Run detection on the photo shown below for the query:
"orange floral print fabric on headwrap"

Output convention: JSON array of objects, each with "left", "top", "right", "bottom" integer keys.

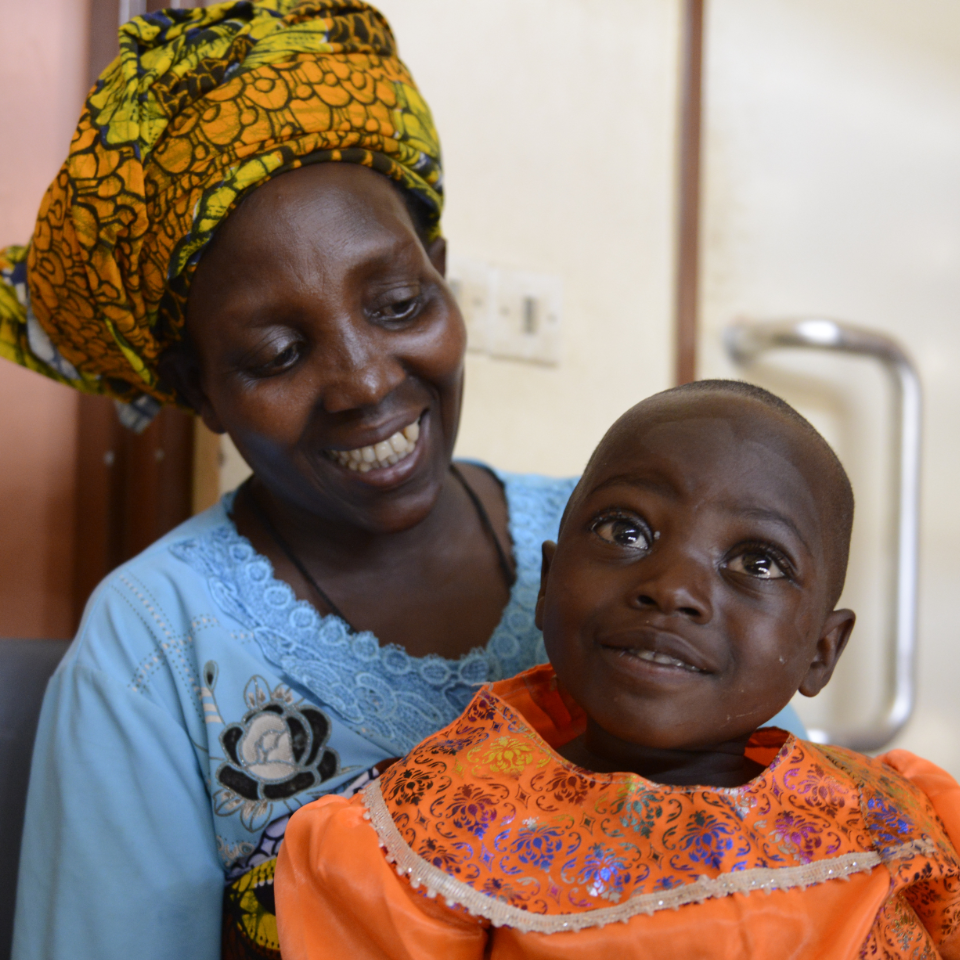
[{"left": 0, "top": 0, "right": 442, "bottom": 419}]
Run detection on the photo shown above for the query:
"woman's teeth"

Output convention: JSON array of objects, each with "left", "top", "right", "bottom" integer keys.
[
  {"left": 329, "top": 420, "right": 420, "bottom": 473},
  {"left": 624, "top": 648, "right": 704, "bottom": 673}
]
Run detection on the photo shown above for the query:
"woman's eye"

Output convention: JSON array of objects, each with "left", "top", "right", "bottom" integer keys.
[
  {"left": 592, "top": 516, "right": 651, "bottom": 550},
  {"left": 727, "top": 551, "right": 787, "bottom": 580},
  {"left": 252, "top": 342, "right": 302, "bottom": 376},
  {"left": 377, "top": 295, "right": 421, "bottom": 323}
]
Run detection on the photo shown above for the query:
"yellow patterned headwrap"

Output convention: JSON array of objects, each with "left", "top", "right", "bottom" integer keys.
[{"left": 0, "top": 0, "right": 442, "bottom": 422}]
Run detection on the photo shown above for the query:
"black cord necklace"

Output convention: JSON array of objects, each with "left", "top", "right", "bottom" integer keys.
[
  {"left": 449, "top": 463, "right": 515, "bottom": 590},
  {"left": 242, "top": 464, "right": 515, "bottom": 633}
]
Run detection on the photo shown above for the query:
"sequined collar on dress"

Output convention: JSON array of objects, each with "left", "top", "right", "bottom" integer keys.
[{"left": 363, "top": 665, "right": 958, "bottom": 934}]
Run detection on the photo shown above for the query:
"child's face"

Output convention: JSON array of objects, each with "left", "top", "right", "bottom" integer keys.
[{"left": 536, "top": 396, "right": 855, "bottom": 753}]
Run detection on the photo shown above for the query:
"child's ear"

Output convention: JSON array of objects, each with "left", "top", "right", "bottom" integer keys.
[
  {"left": 798, "top": 608, "right": 856, "bottom": 697},
  {"left": 534, "top": 541, "right": 557, "bottom": 631}
]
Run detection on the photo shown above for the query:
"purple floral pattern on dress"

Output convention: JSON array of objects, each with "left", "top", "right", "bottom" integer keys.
[{"left": 372, "top": 671, "right": 960, "bottom": 948}]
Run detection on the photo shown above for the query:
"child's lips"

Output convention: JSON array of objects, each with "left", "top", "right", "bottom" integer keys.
[
  {"left": 598, "top": 630, "right": 714, "bottom": 675},
  {"left": 619, "top": 648, "right": 705, "bottom": 673}
]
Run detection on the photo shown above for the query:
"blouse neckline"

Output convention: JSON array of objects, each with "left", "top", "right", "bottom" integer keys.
[
  {"left": 218, "top": 464, "right": 527, "bottom": 668},
  {"left": 173, "top": 468, "right": 573, "bottom": 756}
]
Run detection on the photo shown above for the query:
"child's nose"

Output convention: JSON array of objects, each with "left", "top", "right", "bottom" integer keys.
[{"left": 632, "top": 550, "right": 713, "bottom": 622}]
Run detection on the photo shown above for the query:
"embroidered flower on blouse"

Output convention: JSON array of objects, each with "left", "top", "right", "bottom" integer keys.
[
  {"left": 864, "top": 794, "right": 917, "bottom": 851},
  {"left": 444, "top": 784, "right": 500, "bottom": 838},
  {"left": 542, "top": 767, "right": 592, "bottom": 806},
  {"left": 385, "top": 767, "right": 435, "bottom": 806},
  {"left": 504, "top": 822, "right": 565, "bottom": 871},
  {"left": 607, "top": 785, "right": 663, "bottom": 839},
  {"left": 783, "top": 763, "right": 849, "bottom": 817},
  {"left": 771, "top": 811, "right": 824, "bottom": 863},
  {"left": 213, "top": 674, "right": 340, "bottom": 831},
  {"left": 417, "top": 837, "right": 463, "bottom": 874},
  {"left": 472, "top": 735, "right": 541, "bottom": 777},
  {"left": 678, "top": 810, "right": 738, "bottom": 870},
  {"left": 574, "top": 844, "right": 630, "bottom": 902}
]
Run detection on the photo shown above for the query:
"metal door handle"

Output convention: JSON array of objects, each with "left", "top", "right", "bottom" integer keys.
[{"left": 725, "top": 318, "right": 921, "bottom": 751}]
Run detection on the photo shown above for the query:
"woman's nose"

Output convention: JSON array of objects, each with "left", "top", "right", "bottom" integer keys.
[
  {"left": 314, "top": 318, "right": 406, "bottom": 413},
  {"left": 631, "top": 548, "right": 713, "bottom": 622}
]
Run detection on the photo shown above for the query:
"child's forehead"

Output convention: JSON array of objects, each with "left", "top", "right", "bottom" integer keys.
[
  {"left": 606, "top": 398, "right": 807, "bottom": 468},
  {"left": 583, "top": 397, "right": 828, "bottom": 523}
]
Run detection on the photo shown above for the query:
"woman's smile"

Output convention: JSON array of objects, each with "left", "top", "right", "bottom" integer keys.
[
  {"left": 186, "top": 163, "right": 467, "bottom": 534},
  {"left": 325, "top": 414, "right": 421, "bottom": 473}
]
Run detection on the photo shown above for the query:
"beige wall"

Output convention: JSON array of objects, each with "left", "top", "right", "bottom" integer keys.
[
  {"left": 0, "top": 0, "right": 89, "bottom": 637},
  {"left": 219, "top": 0, "right": 682, "bottom": 491},
  {"left": 216, "top": 0, "right": 960, "bottom": 778},
  {"left": 698, "top": 0, "right": 960, "bottom": 776}
]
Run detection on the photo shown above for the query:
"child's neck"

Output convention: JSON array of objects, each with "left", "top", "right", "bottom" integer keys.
[{"left": 558, "top": 719, "right": 767, "bottom": 788}]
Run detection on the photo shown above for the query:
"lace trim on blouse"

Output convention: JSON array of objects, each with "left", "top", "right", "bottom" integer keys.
[{"left": 171, "top": 470, "right": 575, "bottom": 756}]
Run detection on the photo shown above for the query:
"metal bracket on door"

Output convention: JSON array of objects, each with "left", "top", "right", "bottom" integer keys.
[{"left": 725, "top": 318, "right": 922, "bottom": 751}]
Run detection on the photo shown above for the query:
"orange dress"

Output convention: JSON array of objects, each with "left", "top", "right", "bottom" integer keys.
[{"left": 276, "top": 665, "right": 960, "bottom": 959}]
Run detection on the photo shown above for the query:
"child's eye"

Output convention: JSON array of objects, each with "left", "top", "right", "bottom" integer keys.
[
  {"left": 591, "top": 514, "right": 652, "bottom": 551},
  {"left": 726, "top": 550, "right": 787, "bottom": 580}
]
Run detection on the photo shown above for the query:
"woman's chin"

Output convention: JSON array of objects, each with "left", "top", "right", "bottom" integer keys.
[
  {"left": 309, "top": 450, "right": 449, "bottom": 535},
  {"left": 331, "top": 481, "right": 444, "bottom": 535}
]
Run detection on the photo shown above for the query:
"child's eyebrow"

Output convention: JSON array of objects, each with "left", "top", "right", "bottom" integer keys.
[
  {"left": 587, "top": 474, "right": 677, "bottom": 499},
  {"left": 728, "top": 505, "right": 812, "bottom": 555}
]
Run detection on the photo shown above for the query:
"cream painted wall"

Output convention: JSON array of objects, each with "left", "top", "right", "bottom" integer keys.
[
  {"left": 219, "top": 0, "right": 681, "bottom": 492},
  {"left": 218, "top": 1, "right": 960, "bottom": 774},
  {"left": 0, "top": 0, "right": 88, "bottom": 637},
  {"left": 698, "top": 0, "right": 960, "bottom": 775}
]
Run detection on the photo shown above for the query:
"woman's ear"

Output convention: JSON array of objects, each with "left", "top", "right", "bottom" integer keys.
[
  {"left": 157, "top": 340, "right": 226, "bottom": 435},
  {"left": 534, "top": 540, "right": 557, "bottom": 631},
  {"left": 798, "top": 608, "right": 856, "bottom": 697},
  {"left": 427, "top": 236, "right": 447, "bottom": 277}
]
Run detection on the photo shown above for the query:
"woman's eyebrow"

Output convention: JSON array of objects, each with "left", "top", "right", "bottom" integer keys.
[{"left": 347, "top": 233, "right": 425, "bottom": 277}]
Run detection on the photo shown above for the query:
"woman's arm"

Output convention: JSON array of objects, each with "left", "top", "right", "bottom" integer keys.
[
  {"left": 276, "top": 794, "right": 487, "bottom": 960},
  {"left": 12, "top": 661, "right": 224, "bottom": 960}
]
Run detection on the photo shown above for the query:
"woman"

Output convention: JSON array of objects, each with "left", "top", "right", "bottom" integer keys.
[{"left": 2, "top": 3, "right": 803, "bottom": 959}]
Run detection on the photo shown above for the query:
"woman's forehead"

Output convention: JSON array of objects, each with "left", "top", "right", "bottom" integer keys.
[
  {"left": 219, "top": 164, "right": 410, "bottom": 251},
  {"left": 189, "top": 165, "right": 419, "bottom": 308}
]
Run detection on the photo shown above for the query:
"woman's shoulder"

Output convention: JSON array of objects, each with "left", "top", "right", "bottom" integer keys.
[
  {"left": 65, "top": 497, "right": 244, "bottom": 675},
  {"left": 460, "top": 461, "right": 578, "bottom": 534},
  {"left": 495, "top": 467, "right": 579, "bottom": 500}
]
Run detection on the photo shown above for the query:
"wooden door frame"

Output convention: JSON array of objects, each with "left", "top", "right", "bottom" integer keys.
[
  {"left": 72, "top": 0, "right": 204, "bottom": 626},
  {"left": 675, "top": 0, "right": 705, "bottom": 386}
]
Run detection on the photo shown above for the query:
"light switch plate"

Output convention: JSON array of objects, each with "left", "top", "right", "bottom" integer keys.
[
  {"left": 488, "top": 268, "right": 562, "bottom": 366},
  {"left": 446, "top": 256, "right": 494, "bottom": 354}
]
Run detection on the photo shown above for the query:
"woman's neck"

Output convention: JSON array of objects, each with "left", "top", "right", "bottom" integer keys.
[
  {"left": 231, "top": 465, "right": 514, "bottom": 659},
  {"left": 238, "top": 469, "right": 480, "bottom": 572}
]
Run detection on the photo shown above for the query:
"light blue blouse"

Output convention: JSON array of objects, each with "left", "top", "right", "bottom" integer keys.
[{"left": 12, "top": 468, "right": 805, "bottom": 960}]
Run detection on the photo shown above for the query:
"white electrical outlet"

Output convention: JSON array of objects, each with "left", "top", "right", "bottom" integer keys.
[
  {"left": 446, "top": 256, "right": 493, "bottom": 353},
  {"left": 488, "top": 268, "right": 562, "bottom": 366}
]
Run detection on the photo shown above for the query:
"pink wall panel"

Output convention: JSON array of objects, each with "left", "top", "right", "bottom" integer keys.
[{"left": 0, "top": 0, "right": 90, "bottom": 637}]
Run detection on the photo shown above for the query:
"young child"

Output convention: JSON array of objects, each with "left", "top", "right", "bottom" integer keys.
[{"left": 275, "top": 381, "right": 960, "bottom": 960}]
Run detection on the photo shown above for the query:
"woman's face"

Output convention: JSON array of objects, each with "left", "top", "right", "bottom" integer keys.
[{"left": 185, "top": 163, "right": 466, "bottom": 534}]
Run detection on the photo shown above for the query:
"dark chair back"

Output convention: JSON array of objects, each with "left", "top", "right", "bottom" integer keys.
[{"left": 0, "top": 639, "right": 69, "bottom": 960}]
